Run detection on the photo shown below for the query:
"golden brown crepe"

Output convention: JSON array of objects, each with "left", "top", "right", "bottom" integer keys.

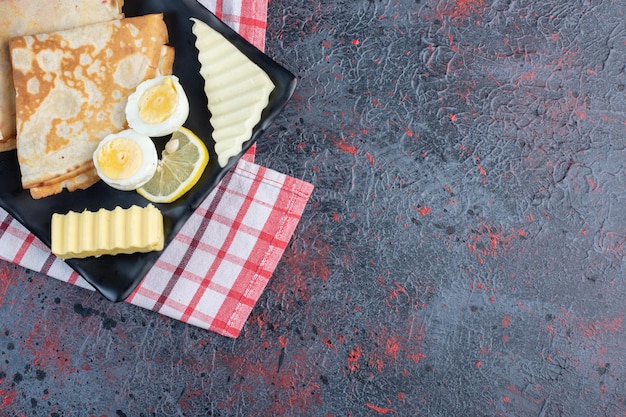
[
  {"left": 10, "top": 14, "right": 173, "bottom": 199},
  {"left": 0, "top": 0, "right": 125, "bottom": 152}
]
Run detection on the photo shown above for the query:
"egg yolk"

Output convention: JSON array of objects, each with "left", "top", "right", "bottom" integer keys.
[
  {"left": 96, "top": 138, "right": 142, "bottom": 180},
  {"left": 138, "top": 77, "right": 178, "bottom": 124}
]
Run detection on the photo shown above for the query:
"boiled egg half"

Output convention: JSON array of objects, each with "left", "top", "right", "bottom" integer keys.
[
  {"left": 93, "top": 129, "right": 158, "bottom": 191},
  {"left": 125, "top": 75, "right": 190, "bottom": 137}
]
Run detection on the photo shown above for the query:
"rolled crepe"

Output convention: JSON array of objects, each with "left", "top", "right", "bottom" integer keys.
[
  {"left": 0, "top": 0, "right": 125, "bottom": 152},
  {"left": 10, "top": 14, "right": 174, "bottom": 199}
]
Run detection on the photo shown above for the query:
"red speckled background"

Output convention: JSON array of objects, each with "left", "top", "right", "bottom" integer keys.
[{"left": 1, "top": 0, "right": 625, "bottom": 415}]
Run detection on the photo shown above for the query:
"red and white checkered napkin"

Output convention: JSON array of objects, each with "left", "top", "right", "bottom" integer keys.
[
  {"left": 0, "top": 0, "right": 314, "bottom": 338},
  {"left": 198, "top": 0, "right": 269, "bottom": 51},
  {"left": 0, "top": 160, "right": 313, "bottom": 338}
]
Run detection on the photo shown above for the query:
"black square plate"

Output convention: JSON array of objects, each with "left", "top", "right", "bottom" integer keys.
[{"left": 0, "top": 0, "right": 296, "bottom": 301}]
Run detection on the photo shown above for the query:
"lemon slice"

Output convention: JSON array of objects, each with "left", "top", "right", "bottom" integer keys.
[{"left": 137, "top": 127, "right": 209, "bottom": 203}]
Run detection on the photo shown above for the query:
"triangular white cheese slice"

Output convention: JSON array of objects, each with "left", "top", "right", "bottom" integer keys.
[{"left": 191, "top": 18, "right": 276, "bottom": 167}]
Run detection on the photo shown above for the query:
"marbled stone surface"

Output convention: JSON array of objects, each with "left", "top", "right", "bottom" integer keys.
[{"left": 1, "top": 0, "right": 625, "bottom": 415}]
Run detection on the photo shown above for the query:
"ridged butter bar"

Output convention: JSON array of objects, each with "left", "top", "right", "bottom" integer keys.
[
  {"left": 191, "top": 18, "right": 275, "bottom": 167},
  {"left": 51, "top": 204, "right": 164, "bottom": 260}
]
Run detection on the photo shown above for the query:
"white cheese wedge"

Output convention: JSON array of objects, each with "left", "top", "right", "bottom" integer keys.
[{"left": 190, "top": 18, "right": 276, "bottom": 167}]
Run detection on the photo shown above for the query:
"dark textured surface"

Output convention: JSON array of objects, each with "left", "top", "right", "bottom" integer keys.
[{"left": 1, "top": 0, "right": 625, "bottom": 415}]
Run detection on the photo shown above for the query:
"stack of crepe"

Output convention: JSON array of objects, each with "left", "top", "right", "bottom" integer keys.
[
  {"left": 0, "top": 0, "right": 125, "bottom": 152},
  {"left": 9, "top": 13, "right": 174, "bottom": 198}
]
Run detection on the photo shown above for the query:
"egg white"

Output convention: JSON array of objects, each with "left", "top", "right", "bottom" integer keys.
[
  {"left": 125, "top": 75, "right": 190, "bottom": 137},
  {"left": 93, "top": 129, "right": 158, "bottom": 191}
]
